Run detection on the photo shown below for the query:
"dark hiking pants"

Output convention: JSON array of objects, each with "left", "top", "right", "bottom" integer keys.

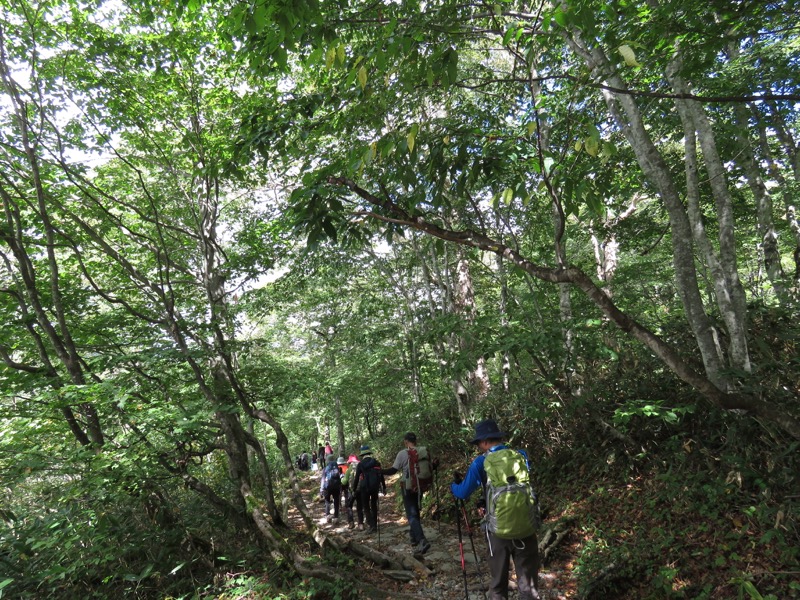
[
  {"left": 401, "top": 488, "right": 426, "bottom": 546},
  {"left": 324, "top": 486, "right": 341, "bottom": 518},
  {"left": 361, "top": 489, "right": 379, "bottom": 530},
  {"left": 485, "top": 530, "right": 539, "bottom": 600}
]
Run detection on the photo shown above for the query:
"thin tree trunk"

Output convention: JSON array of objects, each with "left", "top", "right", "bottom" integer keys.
[
  {"left": 731, "top": 103, "right": 786, "bottom": 299},
  {"left": 667, "top": 59, "right": 750, "bottom": 373},
  {"left": 495, "top": 249, "right": 512, "bottom": 393},
  {"left": 756, "top": 106, "right": 800, "bottom": 289}
]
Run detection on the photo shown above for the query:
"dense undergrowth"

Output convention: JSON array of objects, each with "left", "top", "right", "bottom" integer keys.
[
  {"left": 2, "top": 311, "right": 799, "bottom": 599},
  {"left": 536, "top": 410, "right": 800, "bottom": 599},
  {"left": 2, "top": 409, "right": 798, "bottom": 599}
]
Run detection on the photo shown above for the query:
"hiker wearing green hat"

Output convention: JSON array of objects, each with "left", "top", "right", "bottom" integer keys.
[{"left": 352, "top": 445, "right": 385, "bottom": 533}]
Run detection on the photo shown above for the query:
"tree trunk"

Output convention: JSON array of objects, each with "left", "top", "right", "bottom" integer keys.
[
  {"left": 731, "top": 103, "right": 786, "bottom": 300},
  {"left": 335, "top": 393, "right": 346, "bottom": 458},
  {"left": 455, "top": 253, "right": 490, "bottom": 403},
  {"left": 667, "top": 59, "right": 750, "bottom": 373},
  {"left": 329, "top": 177, "right": 800, "bottom": 441},
  {"left": 755, "top": 105, "right": 800, "bottom": 291},
  {"left": 0, "top": 56, "right": 105, "bottom": 446},
  {"left": 495, "top": 250, "right": 512, "bottom": 393},
  {"left": 561, "top": 33, "right": 729, "bottom": 389}
]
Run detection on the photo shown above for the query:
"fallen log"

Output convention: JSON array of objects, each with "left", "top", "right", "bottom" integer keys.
[
  {"left": 344, "top": 538, "right": 434, "bottom": 578},
  {"left": 395, "top": 552, "right": 434, "bottom": 578},
  {"left": 345, "top": 539, "right": 402, "bottom": 569},
  {"left": 383, "top": 570, "right": 415, "bottom": 582}
]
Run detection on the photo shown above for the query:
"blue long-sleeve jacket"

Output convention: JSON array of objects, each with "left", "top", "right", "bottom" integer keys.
[{"left": 450, "top": 444, "right": 530, "bottom": 500}]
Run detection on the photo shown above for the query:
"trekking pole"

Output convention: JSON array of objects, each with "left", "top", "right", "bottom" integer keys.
[
  {"left": 454, "top": 500, "right": 470, "bottom": 600},
  {"left": 460, "top": 499, "right": 487, "bottom": 600},
  {"left": 435, "top": 469, "right": 441, "bottom": 508},
  {"left": 376, "top": 491, "right": 381, "bottom": 549}
]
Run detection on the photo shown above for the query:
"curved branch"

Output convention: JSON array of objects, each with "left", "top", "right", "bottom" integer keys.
[{"left": 330, "top": 176, "right": 800, "bottom": 440}]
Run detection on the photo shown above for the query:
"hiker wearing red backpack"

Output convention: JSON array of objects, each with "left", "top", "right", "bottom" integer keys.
[
  {"left": 382, "top": 432, "right": 435, "bottom": 556},
  {"left": 450, "top": 419, "right": 540, "bottom": 600}
]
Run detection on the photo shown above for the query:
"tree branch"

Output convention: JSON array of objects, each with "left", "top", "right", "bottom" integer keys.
[{"left": 330, "top": 176, "right": 800, "bottom": 440}]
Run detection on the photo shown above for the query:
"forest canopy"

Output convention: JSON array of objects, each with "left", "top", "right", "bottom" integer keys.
[{"left": 0, "top": 0, "right": 798, "bottom": 598}]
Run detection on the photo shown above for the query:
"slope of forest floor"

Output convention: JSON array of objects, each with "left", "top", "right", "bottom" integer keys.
[{"left": 219, "top": 434, "right": 799, "bottom": 600}]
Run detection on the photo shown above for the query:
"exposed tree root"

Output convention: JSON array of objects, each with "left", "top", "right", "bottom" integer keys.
[{"left": 538, "top": 516, "right": 576, "bottom": 564}]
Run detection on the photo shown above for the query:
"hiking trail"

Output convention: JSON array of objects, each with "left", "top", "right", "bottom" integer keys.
[{"left": 289, "top": 469, "right": 577, "bottom": 599}]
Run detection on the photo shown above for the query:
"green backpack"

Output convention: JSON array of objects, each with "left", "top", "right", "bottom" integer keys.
[{"left": 483, "top": 448, "right": 538, "bottom": 540}]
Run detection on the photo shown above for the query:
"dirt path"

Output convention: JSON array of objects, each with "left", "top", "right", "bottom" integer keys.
[{"left": 293, "top": 469, "right": 575, "bottom": 599}]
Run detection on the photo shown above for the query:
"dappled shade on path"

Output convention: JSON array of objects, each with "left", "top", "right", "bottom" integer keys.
[{"left": 286, "top": 469, "right": 573, "bottom": 599}]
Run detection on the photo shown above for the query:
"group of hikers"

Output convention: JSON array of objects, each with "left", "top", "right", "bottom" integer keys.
[
  {"left": 294, "top": 443, "right": 331, "bottom": 472},
  {"left": 310, "top": 419, "right": 541, "bottom": 600}
]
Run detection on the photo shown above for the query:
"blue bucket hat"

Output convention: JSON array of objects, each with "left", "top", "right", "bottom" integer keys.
[
  {"left": 470, "top": 419, "right": 507, "bottom": 445},
  {"left": 359, "top": 444, "right": 372, "bottom": 457}
]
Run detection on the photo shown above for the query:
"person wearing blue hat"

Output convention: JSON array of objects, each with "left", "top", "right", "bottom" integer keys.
[{"left": 450, "top": 419, "right": 540, "bottom": 600}]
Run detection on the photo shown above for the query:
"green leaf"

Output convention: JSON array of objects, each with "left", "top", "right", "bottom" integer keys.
[
  {"left": 742, "top": 581, "right": 764, "bottom": 600},
  {"left": 446, "top": 50, "right": 458, "bottom": 84},
  {"left": 618, "top": 44, "right": 641, "bottom": 67},
  {"left": 251, "top": 3, "right": 267, "bottom": 32},
  {"left": 585, "top": 136, "right": 599, "bottom": 157},
  {"left": 357, "top": 65, "right": 367, "bottom": 90},
  {"left": 407, "top": 124, "right": 419, "bottom": 154},
  {"left": 362, "top": 144, "right": 374, "bottom": 165}
]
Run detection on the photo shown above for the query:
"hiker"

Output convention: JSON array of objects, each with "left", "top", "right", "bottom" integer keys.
[
  {"left": 336, "top": 455, "right": 349, "bottom": 515},
  {"left": 311, "top": 451, "right": 319, "bottom": 472},
  {"left": 300, "top": 452, "right": 310, "bottom": 471},
  {"left": 341, "top": 454, "right": 360, "bottom": 529},
  {"left": 450, "top": 419, "right": 540, "bottom": 600},
  {"left": 353, "top": 445, "right": 385, "bottom": 533},
  {"left": 320, "top": 454, "right": 342, "bottom": 523},
  {"left": 324, "top": 440, "right": 333, "bottom": 457},
  {"left": 381, "top": 432, "right": 434, "bottom": 555}
]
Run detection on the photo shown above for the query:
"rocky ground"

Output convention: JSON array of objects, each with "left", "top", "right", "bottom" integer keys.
[{"left": 294, "top": 469, "right": 577, "bottom": 599}]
